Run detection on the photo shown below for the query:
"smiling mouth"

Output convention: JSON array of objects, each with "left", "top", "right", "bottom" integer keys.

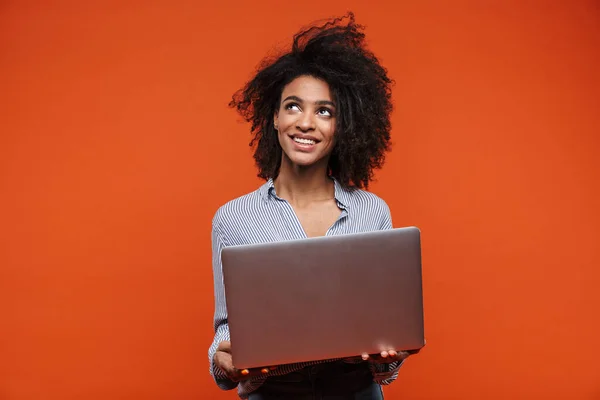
[{"left": 293, "top": 137, "right": 317, "bottom": 145}]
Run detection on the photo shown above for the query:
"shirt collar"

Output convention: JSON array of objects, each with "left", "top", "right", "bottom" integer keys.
[{"left": 259, "top": 177, "right": 351, "bottom": 210}]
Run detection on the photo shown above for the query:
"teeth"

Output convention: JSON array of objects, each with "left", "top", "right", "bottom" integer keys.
[{"left": 293, "top": 137, "right": 316, "bottom": 145}]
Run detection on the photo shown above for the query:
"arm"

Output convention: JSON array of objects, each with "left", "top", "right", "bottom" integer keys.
[
  {"left": 367, "top": 199, "right": 403, "bottom": 384},
  {"left": 207, "top": 215, "right": 238, "bottom": 391},
  {"left": 368, "top": 360, "right": 403, "bottom": 385},
  {"left": 378, "top": 199, "right": 393, "bottom": 231},
  {"left": 343, "top": 356, "right": 404, "bottom": 385}
]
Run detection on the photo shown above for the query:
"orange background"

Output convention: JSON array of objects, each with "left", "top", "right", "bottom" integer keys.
[{"left": 1, "top": 1, "right": 599, "bottom": 399}]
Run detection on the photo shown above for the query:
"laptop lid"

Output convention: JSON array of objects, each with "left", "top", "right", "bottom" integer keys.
[{"left": 221, "top": 226, "right": 425, "bottom": 369}]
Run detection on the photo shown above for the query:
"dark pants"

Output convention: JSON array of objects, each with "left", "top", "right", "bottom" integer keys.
[{"left": 248, "top": 361, "right": 384, "bottom": 400}]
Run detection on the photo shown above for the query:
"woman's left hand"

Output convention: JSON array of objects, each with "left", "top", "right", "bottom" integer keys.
[{"left": 359, "top": 348, "right": 420, "bottom": 364}]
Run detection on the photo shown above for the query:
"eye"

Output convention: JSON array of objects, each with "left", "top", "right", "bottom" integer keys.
[
  {"left": 285, "top": 103, "right": 300, "bottom": 111},
  {"left": 317, "top": 108, "right": 332, "bottom": 117}
]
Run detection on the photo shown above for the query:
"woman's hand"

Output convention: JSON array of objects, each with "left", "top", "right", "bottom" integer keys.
[
  {"left": 346, "top": 340, "right": 425, "bottom": 365},
  {"left": 213, "top": 341, "right": 276, "bottom": 381},
  {"left": 359, "top": 348, "right": 421, "bottom": 364}
]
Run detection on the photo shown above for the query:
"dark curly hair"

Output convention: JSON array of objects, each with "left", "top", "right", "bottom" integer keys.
[{"left": 229, "top": 12, "right": 393, "bottom": 190}]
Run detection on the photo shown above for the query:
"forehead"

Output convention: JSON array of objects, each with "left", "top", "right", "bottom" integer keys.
[{"left": 281, "top": 75, "right": 332, "bottom": 100}]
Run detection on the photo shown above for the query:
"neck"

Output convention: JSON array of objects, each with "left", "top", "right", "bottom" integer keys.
[{"left": 274, "top": 156, "right": 334, "bottom": 207}]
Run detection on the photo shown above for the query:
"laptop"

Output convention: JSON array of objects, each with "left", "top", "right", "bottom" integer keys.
[{"left": 221, "top": 226, "right": 425, "bottom": 369}]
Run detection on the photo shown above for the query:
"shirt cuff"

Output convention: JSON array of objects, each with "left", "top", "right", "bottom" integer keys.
[{"left": 369, "top": 359, "right": 403, "bottom": 385}]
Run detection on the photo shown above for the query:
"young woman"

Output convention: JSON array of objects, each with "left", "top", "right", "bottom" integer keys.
[{"left": 208, "top": 12, "right": 419, "bottom": 400}]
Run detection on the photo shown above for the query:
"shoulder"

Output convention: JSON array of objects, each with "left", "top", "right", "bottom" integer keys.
[
  {"left": 346, "top": 187, "right": 391, "bottom": 214},
  {"left": 344, "top": 187, "right": 393, "bottom": 229},
  {"left": 211, "top": 184, "right": 267, "bottom": 228}
]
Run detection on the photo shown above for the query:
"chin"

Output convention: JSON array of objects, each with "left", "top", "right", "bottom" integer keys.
[
  {"left": 290, "top": 158, "right": 318, "bottom": 168},
  {"left": 284, "top": 152, "right": 324, "bottom": 168}
]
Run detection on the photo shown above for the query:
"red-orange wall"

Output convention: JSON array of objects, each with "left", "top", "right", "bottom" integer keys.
[{"left": 1, "top": 1, "right": 599, "bottom": 399}]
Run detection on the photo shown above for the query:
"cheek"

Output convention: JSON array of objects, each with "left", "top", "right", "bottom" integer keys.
[
  {"left": 324, "top": 121, "right": 336, "bottom": 143},
  {"left": 277, "top": 113, "right": 294, "bottom": 131},
  {"left": 277, "top": 130, "right": 286, "bottom": 147}
]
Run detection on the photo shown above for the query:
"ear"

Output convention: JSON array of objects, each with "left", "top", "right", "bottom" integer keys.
[{"left": 273, "top": 111, "right": 279, "bottom": 131}]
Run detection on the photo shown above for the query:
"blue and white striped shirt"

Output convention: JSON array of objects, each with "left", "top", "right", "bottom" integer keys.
[{"left": 208, "top": 178, "right": 404, "bottom": 399}]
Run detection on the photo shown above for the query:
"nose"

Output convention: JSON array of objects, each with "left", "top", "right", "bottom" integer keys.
[{"left": 296, "top": 111, "right": 315, "bottom": 132}]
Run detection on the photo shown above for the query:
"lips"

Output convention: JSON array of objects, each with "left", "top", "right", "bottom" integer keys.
[{"left": 289, "top": 134, "right": 319, "bottom": 145}]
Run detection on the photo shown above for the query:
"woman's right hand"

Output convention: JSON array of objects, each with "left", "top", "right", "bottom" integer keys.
[{"left": 213, "top": 341, "right": 276, "bottom": 382}]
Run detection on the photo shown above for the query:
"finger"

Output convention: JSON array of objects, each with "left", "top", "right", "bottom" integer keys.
[
  {"left": 217, "top": 340, "right": 232, "bottom": 352},
  {"left": 215, "top": 352, "right": 238, "bottom": 380},
  {"left": 237, "top": 367, "right": 274, "bottom": 379},
  {"left": 361, "top": 353, "right": 370, "bottom": 361},
  {"left": 388, "top": 349, "right": 397, "bottom": 357},
  {"left": 380, "top": 350, "right": 389, "bottom": 358}
]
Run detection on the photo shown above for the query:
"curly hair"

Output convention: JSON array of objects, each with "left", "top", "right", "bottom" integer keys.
[{"left": 229, "top": 12, "right": 393, "bottom": 190}]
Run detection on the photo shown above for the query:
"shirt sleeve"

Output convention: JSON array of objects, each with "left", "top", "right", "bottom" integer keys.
[
  {"left": 369, "top": 198, "right": 405, "bottom": 385},
  {"left": 368, "top": 360, "right": 404, "bottom": 385},
  {"left": 207, "top": 213, "right": 238, "bottom": 391},
  {"left": 379, "top": 199, "right": 393, "bottom": 230}
]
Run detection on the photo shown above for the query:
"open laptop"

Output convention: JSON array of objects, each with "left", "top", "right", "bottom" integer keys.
[{"left": 221, "top": 226, "right": 425, "bottom": 369}]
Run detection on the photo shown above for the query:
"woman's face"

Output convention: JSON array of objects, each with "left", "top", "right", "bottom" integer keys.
[{"left": 274, "top": 75, "right": 336, "bottom": 169}]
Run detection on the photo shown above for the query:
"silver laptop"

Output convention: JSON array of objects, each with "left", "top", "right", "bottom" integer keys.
[{"left": 221, "top": 226, "right": 425, "bottom": 369}]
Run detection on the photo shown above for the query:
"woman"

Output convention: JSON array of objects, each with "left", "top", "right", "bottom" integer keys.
[{"left": 208, "top": 12, "right": 419, "bottom": 400}]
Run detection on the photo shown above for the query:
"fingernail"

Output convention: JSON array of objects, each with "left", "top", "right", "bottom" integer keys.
[
  {"left": 389, "top": 350, "right": 397, "bottom": 356},
  {"left": 261, "top": 368, "right": 269, "bottom": 374},
  {"left": 361, "top": 353, "right": 369, "bottom": 360},
  {"left": 241, "top": 369, "right": 249, "bottom": 375},
  {"left": 381, "top": 352, "right": 388, "bottom": 358}
]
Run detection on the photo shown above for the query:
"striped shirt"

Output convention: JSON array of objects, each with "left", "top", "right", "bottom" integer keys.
[{"left": 208, "top": 178, "right": 404, "bottom": 399}]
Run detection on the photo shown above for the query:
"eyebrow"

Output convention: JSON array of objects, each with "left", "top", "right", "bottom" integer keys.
[{"left": 283, "top": 95, "right": 335, "bottom": 107}]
